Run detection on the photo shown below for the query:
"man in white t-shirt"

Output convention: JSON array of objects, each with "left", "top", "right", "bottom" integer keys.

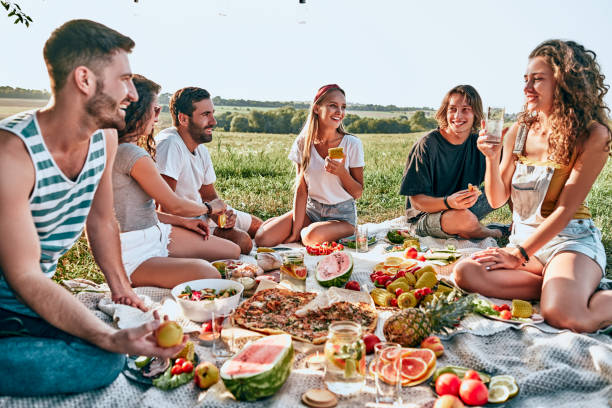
[{"left": 155, "top": 87, "right": 261, "bottom": 254}]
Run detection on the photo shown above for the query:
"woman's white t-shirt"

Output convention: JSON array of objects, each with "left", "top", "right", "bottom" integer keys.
[{"left": 288, "top": 134, "right": 365, "bottom": 205}]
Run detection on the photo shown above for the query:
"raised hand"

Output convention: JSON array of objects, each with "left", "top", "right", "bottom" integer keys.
[
  {"left": 208, "top": 198, "right": 227, "bottom": 215},
  {"left": 447, "top": 189, "right": 479, "bottom": 210},
  {"left": 324, "top": 155, "right": 347, "bottom": 176}
]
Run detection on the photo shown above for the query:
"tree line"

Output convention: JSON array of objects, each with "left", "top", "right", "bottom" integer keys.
[
  {"left": 214, "top": 107, "right": 438, "bottom": 134},
  {"left": 0, "top": 86, "right": 49, "bottom": 99}
]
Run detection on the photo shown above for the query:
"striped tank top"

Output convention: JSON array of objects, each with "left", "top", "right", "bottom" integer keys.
[{"left": 0, "top": 110, "right": 106, "bottom": 317}]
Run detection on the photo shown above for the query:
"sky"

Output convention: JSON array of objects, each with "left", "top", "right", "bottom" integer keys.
[{"left": 1, "top": 0, "right": 611, "bottom": 113}]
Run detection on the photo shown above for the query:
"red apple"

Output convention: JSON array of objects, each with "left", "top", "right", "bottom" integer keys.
[
  {"left": 459, "top": 379, "right": 489, "bottom": 406},
  {"left": 433, "top": 395, "right": 465, "bottom": 408},
  {"left": 421, "top": 335, "right": 444, "bottom": 357},
  {"left": 194, "top": 361, "right": 219, "bottom": 389},
  {"left": 362, "top": 333, "right": 381, "bottom": 354}
]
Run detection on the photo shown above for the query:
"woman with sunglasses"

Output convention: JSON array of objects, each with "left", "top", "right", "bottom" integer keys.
[
  {"left": 113, "top": 75, "right": 240, "bottom": 288},
  {"left": 255, "top": 84, "right": 364, "bottom": 247}
]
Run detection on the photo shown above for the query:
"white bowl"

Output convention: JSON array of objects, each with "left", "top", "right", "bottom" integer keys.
[{"left": 171, "top": 279, "right": 243, "bottom": 323}]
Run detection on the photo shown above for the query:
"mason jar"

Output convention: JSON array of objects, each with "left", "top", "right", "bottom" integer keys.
[{"left": 324, "top": 321, "right": 366, "bottom": 396}]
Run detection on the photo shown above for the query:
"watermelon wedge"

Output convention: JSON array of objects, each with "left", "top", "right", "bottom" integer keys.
[
  {"left": 220, "top": 334, "right": 293, "bottom": 401},
  {"left": 316, "top": 252, "right": 353, "bottom": 287}
]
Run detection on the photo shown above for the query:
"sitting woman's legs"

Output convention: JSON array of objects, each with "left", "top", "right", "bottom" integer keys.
[
  {"left": 453, "top": 257, "right": 543, "bottom": 300},
  {"left": 540, "top": 251, "right": 612, "bottom": 332},
  {"left": 169, "top": 225, "right": 241, "bottom": 261},
  {"left": 301, "top": 220, "right": 354, "bottom": 247},
  {"left": 130, "top": 256, "right": 221, "bottom": 288},
  {"left": 255, "top": 211, "right": 295, "bottom": 247},
  {"left": 0, "top": 314, "right": 124, "bottom": 396}
]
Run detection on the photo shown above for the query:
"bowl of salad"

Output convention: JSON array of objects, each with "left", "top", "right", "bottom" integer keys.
[{"left": 171, "top": 279, "right": 243, "bottom": 322}]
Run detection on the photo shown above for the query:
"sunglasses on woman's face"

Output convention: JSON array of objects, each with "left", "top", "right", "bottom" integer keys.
[{"left": 153, "top": 106, "right": 161, "bottom": 117}]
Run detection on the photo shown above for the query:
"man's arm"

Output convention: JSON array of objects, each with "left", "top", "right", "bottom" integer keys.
[{"left": 85, "top": 131, "right": 144, "bottom": 310}]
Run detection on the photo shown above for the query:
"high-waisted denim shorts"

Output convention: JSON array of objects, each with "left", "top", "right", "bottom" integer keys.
[{"left": 305, "top": 197, "right": 357, "bottom": 226}]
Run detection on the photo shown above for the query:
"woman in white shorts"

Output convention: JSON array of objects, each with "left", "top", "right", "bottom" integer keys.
[
  {"left": 113, "top": 75, "right": 240, "bottom": 288},
  {"left": 454, "top": 40, "right": 611, "bottom": 332},
  {"left": 255, "top": 84, "right": 364, "bottom": 247}
]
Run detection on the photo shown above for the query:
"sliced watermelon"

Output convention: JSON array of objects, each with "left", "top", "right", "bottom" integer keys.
[
  {"left": 316, "top": 252, "right": 353, "bottom": 287},
  {"left": 220, "top": 334, "right": 293, "bottom": 401}
]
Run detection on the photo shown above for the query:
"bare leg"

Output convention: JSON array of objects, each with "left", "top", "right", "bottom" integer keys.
[
  {"left": 246, "top": 215, "right": 263, "bottom": 238},
  {"left": 168, "top": 225, "right": 241, "bottom": 261},
  {"left": 214, "top": 227, "right": 253, "bottom": 255},
  {"left": 540, "top": 251, "right": 612, "bottom": 332},
  {"left": 453, "top": 257, "right": 543, "bottom": 300},
  {"left": 254, "top": 211, "right": 313, "bottom": 247},
  {"left": 130, "top": 257, "right": 221, "bottom": 288},
  {"left": 302, "top": 221, "right": 355, "bottom": 247},
  {"left": 441, "top": 209, "right": 502, "bottom": 239}
]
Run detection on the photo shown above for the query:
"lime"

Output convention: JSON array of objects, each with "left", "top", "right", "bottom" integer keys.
[
  {"left": 134, "top": 355, "right": 151, "bottom": 368},
  {"left": 490, "top": 375, "right": 519, "bottom": 397},
  {"left": 488, "top": 384, "right": 510, "bottom": 403}
]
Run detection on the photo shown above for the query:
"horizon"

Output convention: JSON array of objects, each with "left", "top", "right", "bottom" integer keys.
[{"left": 1, "top": 0, "right": 611, "bottom": 114}]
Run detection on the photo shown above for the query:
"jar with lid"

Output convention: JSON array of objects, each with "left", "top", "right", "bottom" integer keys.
[{"left": 323, "top": 321, "right": 366, "bottom": 395}]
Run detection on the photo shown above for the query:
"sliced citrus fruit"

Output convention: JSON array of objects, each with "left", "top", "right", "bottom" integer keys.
[
  {"left": 384, "top": 257, "right": 404, "bottom": 267},
  {"left": 379, "top": 347, "right": 402, "bottom": 363},
  {"left": 490, "top": 376, "right": 519, "bottom": 397},
  {"left": 402, "top": 361, "right": 436, "bottom": 386},
  {"left": 402, "top": 348, "right": 436, "bottom": 370},
  {"left": 488, "top": 384, "right": 510, "bottom": 403},
  {"left": 399, "top": 357, "right": 427, "bottom": 380},
  {"left": 380, "top": 362, "right": 400, "bottom": 385},
  {"left": 399, "top": 260, "right": 418, "bottom": 269},
  {"left": 373, "top": 262, "right": 386, "bottom": 273}
]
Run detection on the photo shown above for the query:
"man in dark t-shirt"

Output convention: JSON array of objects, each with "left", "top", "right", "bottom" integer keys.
[{"left": 400, "top": 85, "right": 503, "bottom": 239}]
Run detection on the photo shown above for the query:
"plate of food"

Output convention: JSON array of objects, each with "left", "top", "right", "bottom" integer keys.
[
  {"left": 472, "top": 297, "right": 544, "bottom": 324},
  {"left": 339, "top": 234, "right": 377, "bottom": 249},
  {"left": 123, "top": 344, "right": 199, "bottom": 389},
  {"left": 385, "top": 229, "right": 420, "bottom": 246}
]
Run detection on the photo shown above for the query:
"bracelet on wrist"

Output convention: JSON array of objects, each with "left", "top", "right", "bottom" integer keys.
[
  {"left": 517, "top": 245, "right": 530, "bottom": 265},
  {"left": 443, "top": 196, "right": 452, "bottom": 210},
  {"left": 204, "top": 201, "right": 212, "bottom": 214}
]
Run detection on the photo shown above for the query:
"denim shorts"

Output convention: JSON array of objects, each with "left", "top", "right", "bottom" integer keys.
[
  {"left": 410, "top": 193, "right": 493, "bottom": 239},
  {"left": 305, "top": 197, "right": 357, "bottom": 226},
  {"left": 508, "top": 218, "right": 607, "bottom": 277}
]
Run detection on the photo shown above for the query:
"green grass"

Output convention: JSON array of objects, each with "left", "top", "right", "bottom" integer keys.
[{"left": 53, "top": 130, "right": 612, "bottom": 283}]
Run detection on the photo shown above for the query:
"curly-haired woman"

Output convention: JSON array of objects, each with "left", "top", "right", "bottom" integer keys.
[
  {"left": 113, "top": 75, "right": 240, "bottom": 288},
  {"left": 454, "top": 40, "right": 611, "bottom": 332}
]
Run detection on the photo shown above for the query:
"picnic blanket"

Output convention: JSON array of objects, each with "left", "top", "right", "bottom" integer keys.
[{"left": 2, "top": 218, "right": 611, "bottom": 407}]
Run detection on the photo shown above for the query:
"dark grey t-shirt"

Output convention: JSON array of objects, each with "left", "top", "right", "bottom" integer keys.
[
  {"left": 112, "top": 143, "right": 158, "bottom": 232},
  {"left": 399, "top": 129, "right": 487, "bottom": 218}
]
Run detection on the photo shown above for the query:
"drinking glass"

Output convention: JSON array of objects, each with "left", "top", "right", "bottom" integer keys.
[
  {"left": 373, "top": 342, "right": 402, "bottom": 406},
  {"left": 211, "top": 311, "right": 235, "bottom": 364},
  {"left": 355, "top": 224, "right": 369, "bottom": 253},
  {"left": 486, "top": 107, "right": 505, "bottom": 144}
]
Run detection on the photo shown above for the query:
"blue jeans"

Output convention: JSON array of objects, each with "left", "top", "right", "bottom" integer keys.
[{"left": 0, "top": 308, "right": 125, "bottom": 396}]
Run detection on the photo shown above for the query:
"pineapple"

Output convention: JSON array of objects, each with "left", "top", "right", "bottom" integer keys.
[
  {"left": 415, "top": 271, "right": 437, "bottom": 289},
  {"left": 511, "top": 299, "right": 533, "bottom": 318},
  {"left": 383, "top": 291, "right": 475, "bottom": 347}
]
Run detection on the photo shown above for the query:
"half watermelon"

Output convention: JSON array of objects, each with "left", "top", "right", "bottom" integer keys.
[
  {"left": 220, "top": 334, "right": 293, "bottom": 401},
  {"left": 316, "top": 251, "right": 353, "bottom": 287}
]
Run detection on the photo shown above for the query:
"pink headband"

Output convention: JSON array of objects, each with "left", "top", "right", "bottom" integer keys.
[{"left": 314, "top": 84, "right": 342, "bottom": 103}]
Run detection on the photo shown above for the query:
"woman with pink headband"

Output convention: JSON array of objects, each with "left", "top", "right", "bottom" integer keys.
[{"left": 255, "top": 84, "right": 365, "bottom": 247}]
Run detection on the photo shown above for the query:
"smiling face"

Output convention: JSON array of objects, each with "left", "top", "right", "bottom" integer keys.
[
  {"left": 186, "top": 98, "right": 216, "bottom": 144},
  {"left": 85, "top": 50, "right": 138, "bottom": 130},
  {"left": 314, "top": 90, "right": 346, "bottom": 130},
  {"left": 445, "top": 93, "right": 475, "bottom": 137},
  {"left": 524, "top": 56, "right": 556, "bottom": 114}
]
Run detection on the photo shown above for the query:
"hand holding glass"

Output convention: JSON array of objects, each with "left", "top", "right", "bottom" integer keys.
[{"left": 486, "top": 107, "right": 505, "bottom": 144}]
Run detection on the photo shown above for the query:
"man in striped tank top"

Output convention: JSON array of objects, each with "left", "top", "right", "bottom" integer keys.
[{"left": 0, "top": 20, "right": 186, "bottom": 396}]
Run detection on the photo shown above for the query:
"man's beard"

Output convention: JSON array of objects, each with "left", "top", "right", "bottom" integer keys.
[
  {"left": 188, "top": 119, "right": 213, "bottom": 144},
  {"left": 85, "top": 80, "right": 126, "bottom": 130}
]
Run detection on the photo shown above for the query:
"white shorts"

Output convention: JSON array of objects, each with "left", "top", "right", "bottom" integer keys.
[
  {"left": 120, "top": 222, "right": 172, "bottom": 279},
  {"left": 207, "top": 206, "right": 252, "bottom": 233}
]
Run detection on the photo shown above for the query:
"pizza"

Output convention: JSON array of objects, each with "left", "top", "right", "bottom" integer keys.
[{"left": 232, "top": 288, "right": 378, "bottom": 344}]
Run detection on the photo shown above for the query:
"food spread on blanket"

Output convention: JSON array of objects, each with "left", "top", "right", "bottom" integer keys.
[
  {"left": 178, "top": 285, "right": 237, "bottom": 301},
  {"left": 432, "top": 366, "right": 519, "bottom": 404},
  {"left": 306, "top": 241, "right": 344, "bottom": 256},
  {"left": 231, "top": 288, "right": 377, "bottom": 344},
  {"left": 472, "top": 297, "right": 543, "bottom": 324}
]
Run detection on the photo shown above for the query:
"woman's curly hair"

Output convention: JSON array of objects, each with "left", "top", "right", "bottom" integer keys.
[
  {"left": 117, "top": 74, "right": 161, "bottom": 158},
  {"left": 518, "top": 40, "right": 611, "bottom": 165}
]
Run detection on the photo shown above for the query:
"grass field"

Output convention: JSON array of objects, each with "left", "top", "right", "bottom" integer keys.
[{"left": 0, "top": 98, "right": 610, "bottom": 282}]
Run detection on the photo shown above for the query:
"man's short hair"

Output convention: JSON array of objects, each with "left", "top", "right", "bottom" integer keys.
[
  {"left": 43, "top": 19, "right": 135, "bottom": 94},
  {"left": 170, "top": 87, "right": 211, "bottom": 127},
  {"left": 435, "top": 85, "right": 483, "bottom": 133}
]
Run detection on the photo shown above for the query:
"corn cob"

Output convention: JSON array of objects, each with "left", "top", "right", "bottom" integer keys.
[{"left": 511, "top": 299, "right": 533, "bottom": 318}]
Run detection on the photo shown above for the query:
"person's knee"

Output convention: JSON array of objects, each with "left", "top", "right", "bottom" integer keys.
[
  {"left": 302, "top": 229, "right": 320, "bottom": 246},
  {"left": 453, "top": 259, "right": 481, "bottom": 291},
  {"left": 235, "top": 231, "right": 253, "bottom": 254},
  {"left": 540, "top": 301, "right": 594, "bottom": 333},
  {"left": 254, "top": 228, "right": 273, "bottom": 248},
  {"left": 192, "top": 259, "right": 221, "bottom": 278}
]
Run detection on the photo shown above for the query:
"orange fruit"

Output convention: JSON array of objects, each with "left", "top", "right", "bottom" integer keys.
[
  {"left": 400, "top": 356, "right": 428, "bottom": 380},
  {"left": 402, "top": 348, "right": 436, "bottom": 370},
  {"left": 380, "top": 362, "right": 400, "bottom": 385},
  {"left": 379, "top": 347, "right": 402, "bottom": 363}
]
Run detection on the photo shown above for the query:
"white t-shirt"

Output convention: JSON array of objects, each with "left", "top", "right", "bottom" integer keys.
[
  {"left": 155, "top": 127, "right": 216, "bottom": 205},
  {"left": 288, "top": 134, "right": 365, "bottom": 205}
]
